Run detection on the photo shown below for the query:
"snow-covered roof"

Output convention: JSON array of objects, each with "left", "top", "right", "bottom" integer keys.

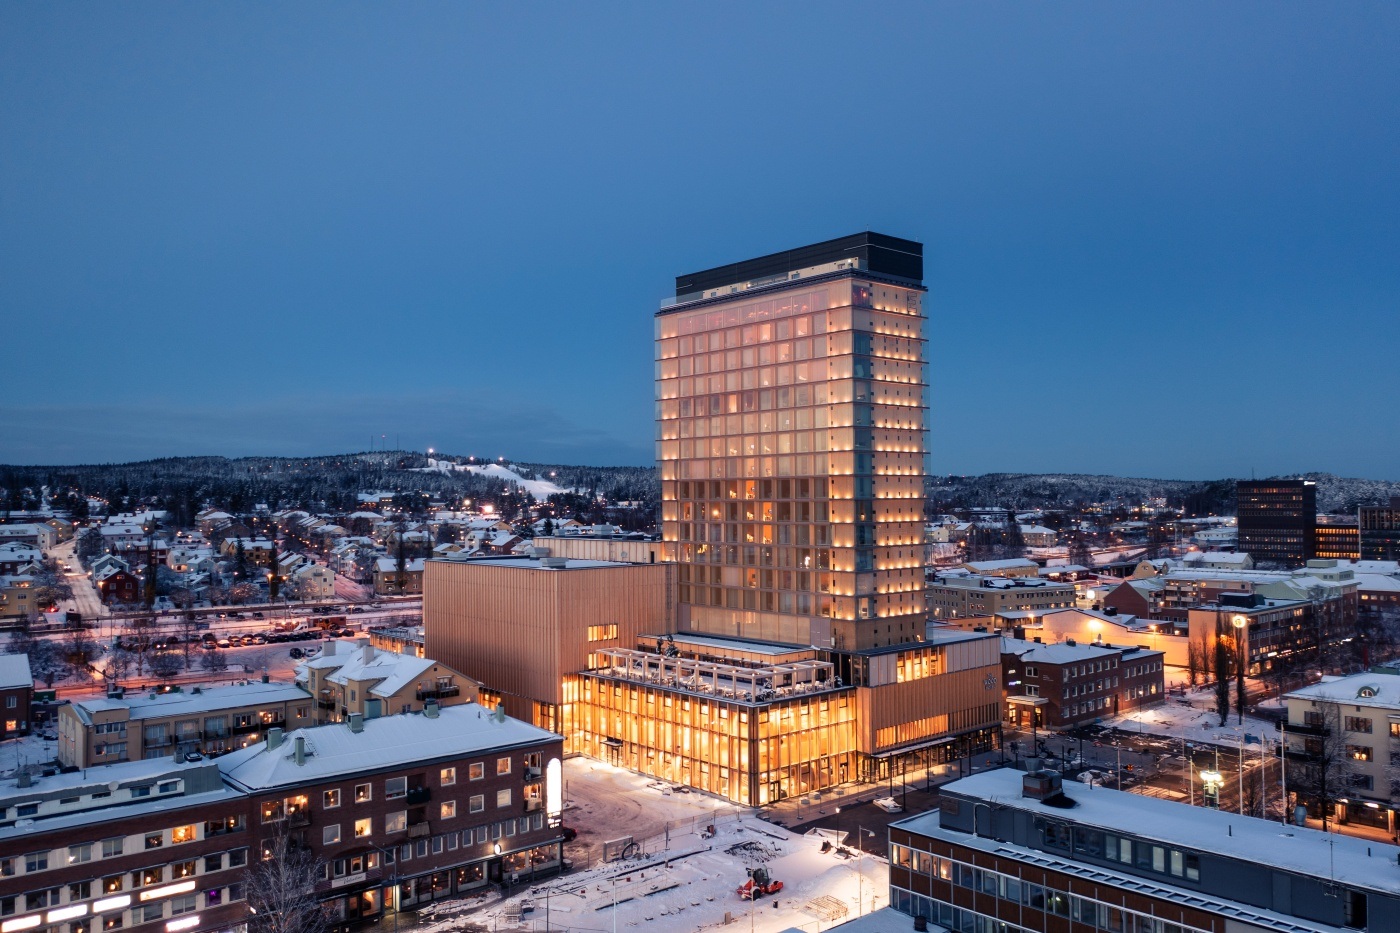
[
  {"left": 1285, "top": 672, "right": 1400, "bottom": 713},
  {"left": 1000, "top": 636, "right": 1121, "bottom": 664},
  {"left": 70, "top": 681, "right": 311, "bottom": 723},
  {"left": 925, "top": 767, "right": 1400, "bottom": 898},
  {"left": 217, "top": 703, "right": 557, "bottom": 792},
  {"left": 963, "top": 558, "right": 1038, "bottom": 572},
  {"left": 374, "top": 557, "right": 425, "bottom": 573},
  {"left": 0, "top": 654, "right": 31, "bottom": 690},
  {"left": 320, "top": 644, "right": 440, "bottom": 698}
]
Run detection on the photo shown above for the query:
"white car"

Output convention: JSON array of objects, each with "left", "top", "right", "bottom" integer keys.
[{"left": 872, "top": 797, "right": 904, "bottom": 813}]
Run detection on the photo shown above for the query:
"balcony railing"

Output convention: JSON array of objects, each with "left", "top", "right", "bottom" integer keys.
[
  {"left": 289, "top": 812, "right": 312, "bottom": 829},
  {"left": 407, "top": 822, "right": 430, "bottom": 839},
  {"left": 416, "top": 685, "right": 461, "bottom": 702},
  {"left": 406, "top": 787, "right": 431, "bottom": 805},
  {"left": 1277, "top": 720, "right": 1329, "bottom": 737},
  {"left": 316, "top": 700, "right": 337, "bottom": 711}
]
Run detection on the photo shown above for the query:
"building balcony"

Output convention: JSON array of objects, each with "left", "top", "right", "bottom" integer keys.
[
  {"left": 416, "top": 685, "right": 460, "bottom": 702},
  {"left": 525, "top": 799, "right": 543, "bottom": 812},
  {"left": 316, "top": 699, "right": 337, "bottom": 711},
  {"left": 231, "top": 722, "right": 261, "bottom": 735},
  {"left": 289, "top": 812, "right": 312, "bottom": 829},
  {"left": 406, "top": 787, "right": 431, "bottom": 805},
  {"left": 1277, "top": 720, "right": 1329, "bottom": 737},
  {"left": 407, "top": 822, "right": 430, "bottom": 839}
]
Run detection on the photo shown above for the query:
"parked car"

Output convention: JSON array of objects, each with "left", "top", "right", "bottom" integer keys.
[{"left": 289, "top": 647, "right": 304, "bottom": 659}]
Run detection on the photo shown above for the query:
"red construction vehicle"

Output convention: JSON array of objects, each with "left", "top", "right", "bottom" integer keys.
[{"left": 736, "top": 867, "right": 783, "bottom": 900}]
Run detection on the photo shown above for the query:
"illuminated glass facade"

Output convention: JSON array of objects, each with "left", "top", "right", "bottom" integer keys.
[{"left": 656, "top": 234, "right": 928, "bottom": 651}]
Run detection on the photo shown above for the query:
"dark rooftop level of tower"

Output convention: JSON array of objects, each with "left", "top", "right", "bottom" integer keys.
[{"left": 675, "top": 231, "right": 923, "bottom": 297}]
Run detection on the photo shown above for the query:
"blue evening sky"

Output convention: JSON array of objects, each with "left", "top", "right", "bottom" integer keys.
[{"left": 2, "top": 5, "right": 1397, "bottom": 479}]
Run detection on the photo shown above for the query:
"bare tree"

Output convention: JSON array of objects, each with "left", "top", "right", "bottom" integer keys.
[
  {"left": 1214, "top": 616, "right": 1232, "bottom": 726},
  {"left": 63, "top": 628, "right": 100, "bottom": 678},
  {"left": 149, "top": 648, "right": 182, "bottom": 683},
  {"left": 199, "top": 648, "right": 230, "bottom": 675},
  {"left": 1286, "top": 703, "right": 1356, "bottom": 832},
  {"left": 245, "top": 830, "right": 333, "bottom": 933},
  {"left": 1186, "top": 639, "right": 1201, "bottom": 687}
]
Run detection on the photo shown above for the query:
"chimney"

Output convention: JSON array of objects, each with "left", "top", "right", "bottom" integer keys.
[
  {"left": 324, "top": 640, "right": 336, "bottom": 657},
  {"left": 17, "top": 770, "right": 31, "bottom": 788},
  {"left": 348, "top": 713, "right": 364, "bottom": 733},
  {"left": 294, "top": 736, "right": 306, "bottom": 766},
  {"left": 261, "top": 672, "right": 270, "bottom": 684},
  {"left": 361, "top": 643, "right": 374, "bottom": 664},
  {"left": 266, "top": 728, "right": 284, "bottom": 750},
  {"left": 424, "top": 699, "right": 439, "bottom": 719}
]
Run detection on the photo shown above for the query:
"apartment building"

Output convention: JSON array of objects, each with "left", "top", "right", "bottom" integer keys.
[
  {"left": 1282, "top": 672, "right": 1400, "bottom": 835},
  {"left": 0, "top": 654, "right": 32, "bottom": 739},
  {"left": 928, "top": 572, "right": 1077, "bottom": 621},
  {"left": 0, "top": 758, "right": 254, "bottom": 933},
  {"left": 218, "top": 702, "right": 563, "bottom": 919},
  {"left": 888, "top": 767, "right": 1398, "bottom": 933},
  {"left": 298, "top": 639, "right": 474, "bottom": 724},
  {"left": 1001, "top": 637, "right": 1165, "bottom": 730},
  {"left": 58, "top": 681, "right": 314, "bottom": 768}
]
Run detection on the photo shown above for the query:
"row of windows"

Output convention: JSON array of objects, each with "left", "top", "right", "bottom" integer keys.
[
  {"left": 0, "top": 818, "right": 244, "bottom": 878},
  {"left": 1, "top": 884, "right": 244, "bottom": 933},
  {"left": 890, "top": 886, "right": 1201, "bottom": 933},
  {"left": 0, "top": 849, "right": 247, "bottom": 919},
  {"left": 1037, "top": 821, "right": 1201, "bottom": 881}
]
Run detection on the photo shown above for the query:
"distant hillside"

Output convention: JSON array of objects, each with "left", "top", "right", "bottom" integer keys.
[{"left": 927, "top": 472, "right": 1400, "bottom": 514}]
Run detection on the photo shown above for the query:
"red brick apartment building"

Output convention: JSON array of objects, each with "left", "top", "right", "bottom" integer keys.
[
  {"left": 1001, "top": 637, "right": 1164, "bottom": 730},
  {"left": 1, "top": 701, "right": 564, "bottom": 933}
]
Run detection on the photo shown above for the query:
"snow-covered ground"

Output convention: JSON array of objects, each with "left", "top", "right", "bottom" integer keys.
[
  {"left": 0, "top": 732, "right": 60, "bottom": 779},
  {"left": 420, "top": 460, "right": 571, "bottom": 500},
  {"left": 416, "top": 814, "right": 887, "bottom": 933},
  {"left": 1104, "top": 687, "right": 1277, "bottom": 748}
]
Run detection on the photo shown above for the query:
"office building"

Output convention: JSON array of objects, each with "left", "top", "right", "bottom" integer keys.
[
  {"left": 1001, "top": 637, "right": 1165, "bottom": 730},
  {"left": 1314, "top": 521, "right": 1360, "bottom": 560},
  {"left": 888, "top": 766, "right": 1398, "bottom": 933},
  {"left": 1236, "top": 479, "right": 1316, "bottom": 566},
  {"left": 927, "top": 572, "right": 1077, "bottom": 621},
  {"left": 657, "top": 231, "right": 928, "bottom": 653},
  {"left": 1360, "top": 498, "right": 1400, "bottom": 561}
]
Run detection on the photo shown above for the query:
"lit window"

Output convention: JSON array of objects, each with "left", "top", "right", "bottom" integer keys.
[
  {"left": 440, "top": 767, "right": 456, "bottom": 786},
  {"left": 441, "top": 801, "right": 457, "bottom": 820},
  {"left": 354, "top": 818, "right": 371, "bottom": 838},
  {"left": 496, "top": 789, "right": 511, "bottom": 809}
]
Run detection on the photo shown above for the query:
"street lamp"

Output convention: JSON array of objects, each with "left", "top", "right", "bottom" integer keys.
[{"left": 1201, "top": 769, "right": 1223, "bottom": 809}]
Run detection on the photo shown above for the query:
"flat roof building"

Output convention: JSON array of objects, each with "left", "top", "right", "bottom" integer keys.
[
  {"left": 888, "top": 766, "right": 1399, "bottom": 933},
  {"left": 1237, "top": 479, "right": 1317, "bottom": 567}
]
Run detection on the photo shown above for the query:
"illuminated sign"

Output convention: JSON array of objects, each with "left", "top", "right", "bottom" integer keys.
[
  {"left": 1, "top": 916, "right": 42, "bottom": 933},
  {"left": 166, "top": 917, "right": 201, "bottom": 932},
  {"left": 46, "top": 906, "right": 89, "bottom": 924},
  {"left": 546, "top": 757, "right": 563, "bottom": 819},
  {"left": 140, "top": 881, "right": 197, "bottom": 901},
  {"left": 93, "top": 895, "right": 132, "bottom": 913}
]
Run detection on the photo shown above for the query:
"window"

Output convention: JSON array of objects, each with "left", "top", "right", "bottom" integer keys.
[
  {"left": 469, "top": 795, "right": 485, "bottom": 813},
  {"left": 1348, "top": 745, "right": 1374, "bottom": 762},
  {"left": 386, "top": 776, "right": 408, "bottom": 799},
  {"left": 170, "top": 894, "right": 197, "bottom": 916},
  {"left": 228, "top": 848, "right": 248, "bottom": 868},
  {"left": 204, "top": 854, "right": 223, "bottom": 873},
  {"left": 171, "top": 824, "right": 196, "bottom": 844},
  {"left": 26, "top": 851, "right": 49, "bottom": 872},
  {"left": 587, "top": 623, "right": 619, "bottom": 641},
  {"left": 386, "top": 811, "right": 407, "bottom": 834},
  {"left": 323, "top": 825, "right": 341, "bottom": 845},
  {"left": 139, "top": 903, "right": 164, "bottom": 923},
  {"left": 354, "top": 783, "right": 372, "bottom": 803},
  {"left": 139, "top": 867, "right": 163, "bottom": 886},
  {"left": 103, "top": 914, "right": 123, "bottom": 931},
  {"left": 102, "top": 875, "right": 123, "bottom": 894},
  {"left": 1346, "top": 716, "right": 1374, "bottom": 733},
  {"left": 261, "top": 799, "right": 285, "bottom": 823},
  {"left": 324, "top": 788, "right": 340, "bottom": 808},
  {"left": 440, "top": 767, "right": 456, "bottom": 786},
  {"left": 441, "top": 801, "right": 457, "bottom": 819},
  {"left": 497, "top": 757, "right": 511, "bottom": 776},
  {"left": 130, "top": 785, "right": 151, "bottom": 798},
  {"left": 496, "top": 789, "right": 512, "bottom": 808},
  {"left": 70, "top": 881, "right": 91, "bottom": 901},
  {"left": 469, "top": 762, "right": 484, "bottom": 781},
  {"left": 172, "top": 860, "right": 195, "bottom": 879},
  {"left": 354, "top": 818, "right": 372, "bottom": 838},
  {"left": 102, "top": 838, "right": 124, "bottom": 858},
  {"left": 68, "top": 844, "right": 93, "bottom": 864}
]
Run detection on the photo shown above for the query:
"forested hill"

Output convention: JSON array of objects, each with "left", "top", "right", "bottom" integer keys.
[
  {"left": 3, "top": 454, "right": 1394, "bottom": 522},
  {"left": 927, "top": 472, "right": 1400, "bottom": 515}
]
